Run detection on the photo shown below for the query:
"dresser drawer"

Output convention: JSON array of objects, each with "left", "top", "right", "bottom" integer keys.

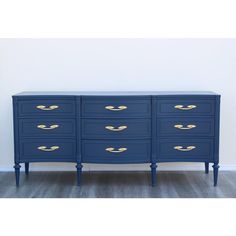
[
  {"left": 157, "top": 118, "right": 214, "bottom": 136},
  {"left": 82, "top": 140, "right": 150, "bottom": 163},
  {"left": 19, "top": 139, "right": 76, "bottom": 161},
  {"left": 82, "top": 97, "right": 151, "bottom": 118},
  {"left": 82, "top": 119, "right": 151, "bottom": 139},
  {"left": 157, "top": 99, "right": 215, "bottom": 116},
  {"left": 19, "top": 119, "right": 76, "bottom": 137},
  {"left": 18, "top": 99, "right": 76, "bottom": 117},
  {"left": 157, "top": 138, "right": 214, "bottom": 161}
]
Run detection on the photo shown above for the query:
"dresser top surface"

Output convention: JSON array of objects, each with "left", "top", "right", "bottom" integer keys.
[{"left": 13, "top": 91, "right": 220, "bottom": 96}]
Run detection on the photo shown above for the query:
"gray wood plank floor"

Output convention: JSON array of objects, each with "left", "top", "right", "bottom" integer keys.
[{"left": 0, "top": 171, "right": 236, "bottom": 198}]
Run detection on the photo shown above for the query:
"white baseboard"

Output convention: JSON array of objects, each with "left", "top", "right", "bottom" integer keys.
[{"left": 1, "top": 164, "right": 236, "bottom": 172}]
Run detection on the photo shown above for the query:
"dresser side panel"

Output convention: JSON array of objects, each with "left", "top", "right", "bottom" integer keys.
[
  {"left": 213, "top": 95, "right": 221, "bottom": 163},
  {"left": 12, "top": 97, "right": 20, "bottom": 163},
  {"left": 76, "top": 96, "right": 82, "bottom": 163}
]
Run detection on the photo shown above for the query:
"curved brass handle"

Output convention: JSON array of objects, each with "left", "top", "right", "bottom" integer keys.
[
  {"left": 36, "top": 105, "right": 59, "bottom": 111},
  {"left": 174, "top": 124, "right": 196, "bottom": 130},
  {"left": 105, "top": 105, "right": 127, "bottom": 111},
  {"left": 105, "top": 147, "right": 127, "bottom": 153},
  {"left": 105, "top": 125, "right": 127, "bottom": 132},
  {"left": 37, "top": 146, "right": 59, "bottom": 152},
  {"left": 37, "top": 124, "right": 59, "bottom": 130},
  {"left": 174, "top": 146, "right": 196, "bottom": 152},
  {"left": 174, "top": 105, "right": 197, "bottom": 110}
]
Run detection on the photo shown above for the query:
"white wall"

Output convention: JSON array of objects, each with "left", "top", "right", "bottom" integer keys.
[{"left": 0, "top": 39, "right": 235, "bottom": 171}]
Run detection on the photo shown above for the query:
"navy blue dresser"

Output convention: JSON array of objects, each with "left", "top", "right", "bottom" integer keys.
[{"left": 12, "top": 91, "right": 220, "bottom": 187}]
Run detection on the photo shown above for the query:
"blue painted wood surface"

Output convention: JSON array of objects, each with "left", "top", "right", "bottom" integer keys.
[
  {"left": 157, "top": 118, "right": 214, "bottom": 137},
  {"left": 12, "top": 91, "right": 221, "bottom": 186},
  {"left": 81, "top": 119, "right": 151, "bottom": 139},
  {"left": 19, "top": 118, "right": 76, "bottom": 137},
  {"left": 82, "top": 96, "right": 151, "bottom": 118},
  {"left": 82, "top": 139, "right": 151, "bottom": 163}
]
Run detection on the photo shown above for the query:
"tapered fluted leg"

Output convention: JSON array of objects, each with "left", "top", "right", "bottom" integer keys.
[
  {"left": 213, "top": 163, "right": 220, "bottom": 186},
  {"left": 76, "top": 163, "right": 83, "bottom": 186},
  {"left": 205, "top": 162, "right": 209, "bottom": 174},
  {"left": 14, "top": 163, "right": 21, "bottom": 187},
  {"left": 25, "top": 163, "right": 29, "bottom": 175},
  {"left": 150, "top": 163, "right": 157, "bottom": 187}
]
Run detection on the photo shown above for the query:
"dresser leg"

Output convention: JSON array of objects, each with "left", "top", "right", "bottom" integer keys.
[
  {"left": 25, "top": 163, "right": 29, "bottom": 175},
  {"left": 150, "top": 163, "right": 157, "bottom": 187},
  {"left": 76, "top": 163, "right": 83, "bottom": 186},
  {"left": 205, "top": 162, "right": 209, "bottom": 174},
  {"left": 14, "top": 163, "right": 21, "bottom": 187},
  {"left": 212, "top": 163, "right": 220, "bottom": 186}
]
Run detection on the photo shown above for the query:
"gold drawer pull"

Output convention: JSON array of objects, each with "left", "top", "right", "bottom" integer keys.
[
  {"left": 37, "top": 146, "right": 59, "bottom": 152},
  {"left": 174, "top": 105, "right": 197, "bottom": 110},
  {"left": 105, "top": 147, "right": 127, "bottom": 153},
  {"left": 36, "top": 105, "right": 59, "bottom": 111},
  {"left": 174, "top": 124, "right": 196, "bottom": 130},
  {"left": 105, "top": 105, "right": 127, "bottom": 111},
  {"left": 174, "top": 146, "right": 196, "bottom": 152},
  {"left": 105, "top": 125, "right": 127, "bottom": 131},
  {"left": 37, "top": 124, "right": 59, "bottom": 130}
]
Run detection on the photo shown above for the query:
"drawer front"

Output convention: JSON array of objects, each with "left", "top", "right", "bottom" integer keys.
[
  {"left": 157, "top": 118, "right": 214, "bottom": 136},
  {"left": 19, "top": 139, "right": 76, "bottom": 161},
  {"left": 82, "top": 140, "right": 151, "bottom": 163},
  {"left": 82, "top": 97, "right": 151, "bottom": 118},
  {"left": 18, "top": 99, "right": 76, "bottom": 116},
  {"left": 19, "top": 119, "right": 76, "bottom": 137},
  {"left": 157, "top": 99, "right": 215, "bottom": 116},
  {"left": 157, "top": 138, "right": 214, "bottom": 161},
  {"left": 82, "top": 119, "right": 151, "bottom": 139}
]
